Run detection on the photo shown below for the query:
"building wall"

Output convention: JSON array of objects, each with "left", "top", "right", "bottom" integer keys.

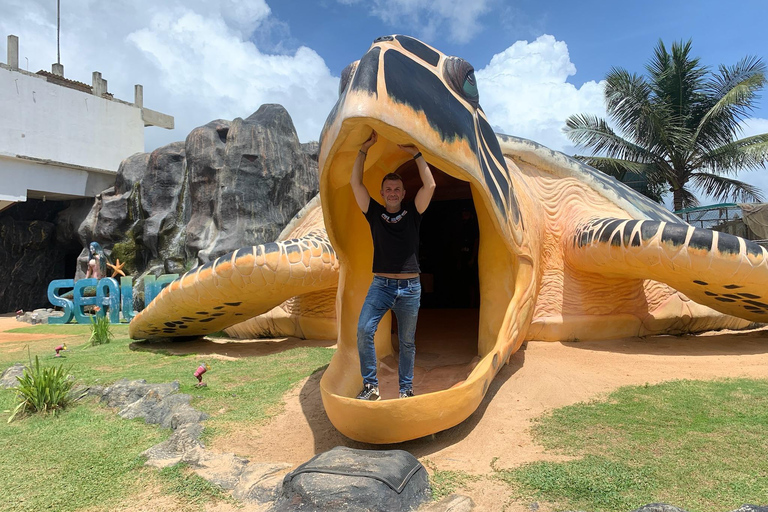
[
  {"left": 0, "top": 155, "right": 117, "bottom": 203},
  {"left": 0, "top": 66, "right": 144, "bottom": 172}
]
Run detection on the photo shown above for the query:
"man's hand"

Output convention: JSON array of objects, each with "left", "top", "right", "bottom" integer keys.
[
  {"left": 362, "top": 131, "right": 378, "bottom": 152},
  {"left": 397, "top": 143, "right": 419, "bottom": 156}
]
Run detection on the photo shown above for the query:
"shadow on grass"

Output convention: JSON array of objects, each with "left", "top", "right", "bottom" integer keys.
[
  {"left": 294, "top": 344, "right": 527, "bottom": 458},
  {"left": 129, "top": 336, "right": 337, "bottom": 359}
]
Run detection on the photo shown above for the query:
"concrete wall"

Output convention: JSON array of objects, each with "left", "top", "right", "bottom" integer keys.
[
  {"left": 0, "top": 155, "right": 116, "bottom": 203},
  {"left": 0, "top": 66, "right": 144, "bottom": 172}
]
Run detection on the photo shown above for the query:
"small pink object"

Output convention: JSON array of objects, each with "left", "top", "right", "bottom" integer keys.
[
  {"left": 55, "top": 343, "right": 67, "bottom": 357},
  {"left": 194, "top": 363, "right": 209, "bottom": 386}
]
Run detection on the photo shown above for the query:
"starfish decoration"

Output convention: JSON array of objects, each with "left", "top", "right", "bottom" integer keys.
[{"left": 107, "top": 259, "right": 126, "bottom": 278}]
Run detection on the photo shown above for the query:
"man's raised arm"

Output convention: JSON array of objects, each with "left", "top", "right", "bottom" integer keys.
[
  {"left": 398, "top": 144, "right": 436, "bottom": 214},
  {"left": 351, "top": 131, "right": 377, "bottom": 213}
]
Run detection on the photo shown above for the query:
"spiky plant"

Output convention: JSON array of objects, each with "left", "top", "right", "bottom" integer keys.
[
  {"left": 89, "top": 313, "right": 114, "bottom": 346},
  {"left": 8, "top": 356, "right": 74, "bottom": 423}
]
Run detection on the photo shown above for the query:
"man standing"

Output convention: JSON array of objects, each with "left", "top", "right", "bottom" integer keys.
[{"left": 350, "top": 131, "right": 436, "bottom": 400}]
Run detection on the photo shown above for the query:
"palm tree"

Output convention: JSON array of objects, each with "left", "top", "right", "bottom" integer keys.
[{"left": 565, "top": 40, "right": 768, "bottom": 211}]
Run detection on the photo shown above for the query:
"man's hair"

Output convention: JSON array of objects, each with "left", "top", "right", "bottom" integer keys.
[{"left": 381, "top": 173, "right": 404, "bottom": 188}]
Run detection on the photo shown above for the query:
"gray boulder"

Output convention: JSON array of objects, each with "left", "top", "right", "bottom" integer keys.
[
  {"left": 273, "top": 446, "right": 430, "bottom": 512},
  {"left": 100, "top": 379, "right": 179, "bottom": 408},
  {"left": 189, "top": 104, "right": 318, "bottom": 263},
  {"left": 0, "top": 364, "right": 26, "bottom": 388},
  {"left": 118, "top": 388, "right": 206, "bottom": 429},
  {"left": 15, "top": 308, "right": 64, "bottom": 325},
  {"left": 142, "top": 422, "right": 206, "bottom": 468}
]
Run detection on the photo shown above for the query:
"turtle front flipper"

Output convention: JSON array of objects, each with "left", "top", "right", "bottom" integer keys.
[
  {"left": 129, "top": 231, "right": 339, "bottom": 340},
  {"left": 569, "top": 218, "right": 768, "bottom": 323}
]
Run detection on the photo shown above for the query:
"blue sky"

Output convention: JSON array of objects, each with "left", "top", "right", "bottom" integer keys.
[
  {"left": 278, "top": 0, "right": 768, "bottom": 96},
  {"left": 2, "top": 0, "right": 767, "bottom": 205}
]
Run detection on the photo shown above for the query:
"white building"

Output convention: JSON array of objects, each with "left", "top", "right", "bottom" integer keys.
[{"left": 0, "top": 34, "right": 173, "bottom": 212}]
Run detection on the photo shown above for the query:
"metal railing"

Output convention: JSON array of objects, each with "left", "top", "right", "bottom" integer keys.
[{"left": 675, "top": 203, "right": 768, "bottom": 248}]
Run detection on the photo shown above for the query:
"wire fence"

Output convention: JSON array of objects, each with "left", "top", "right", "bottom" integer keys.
[{"left": 675, "top": 203, "right": 768, "bottom": 248}]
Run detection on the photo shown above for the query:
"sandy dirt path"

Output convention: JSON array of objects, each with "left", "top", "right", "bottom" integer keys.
[
  {"left": 219, "top": 326, "right": 768, "bottom": 471},
  {"left": 210, "top": 326, "right": 768, "bottom": 510},
  {"left": 0, "top": 314, "right": 74, "bottom": 344}
]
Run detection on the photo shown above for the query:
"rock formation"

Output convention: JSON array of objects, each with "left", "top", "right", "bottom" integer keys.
[
  {"left": 0, "top": 103, "right": 319, "bottom": 313},
  {"left": 78, "top": 104, "right": 319, "bottom": 307}
]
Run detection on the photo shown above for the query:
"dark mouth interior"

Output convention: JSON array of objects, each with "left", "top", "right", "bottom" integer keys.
[{"left": 377, "top": 161, "right": 482, "bottom": 399}]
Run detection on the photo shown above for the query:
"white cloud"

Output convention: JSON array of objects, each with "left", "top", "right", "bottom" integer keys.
[
  {"left": 476, "top": 34, "right": 606, "bottom": 153},
  {"left": 340, "top": 0, "right": 491, "bottom": 44},
  {"left": 220, "top": 0, "right": 271, "bottom": 36},
  {"left": 0, "top": 0, "right": 339, "bottom": 150}
]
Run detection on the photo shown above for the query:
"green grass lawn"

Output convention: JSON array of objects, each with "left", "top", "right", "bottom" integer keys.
[
  {"left": 495, "top": 379, "right": 768, "bottom": 512},
  {"left": 0, "top": 325, "right": 333, "bottom": 511},
  {"left": 3, "top": 325, "right": 768, "bottom": 512}
]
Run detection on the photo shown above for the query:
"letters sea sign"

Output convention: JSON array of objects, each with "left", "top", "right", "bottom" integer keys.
[{"left": 47, "top": 274, "right": 179, "bottom": 324}]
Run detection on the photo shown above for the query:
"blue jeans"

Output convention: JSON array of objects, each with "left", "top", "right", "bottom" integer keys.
[{"left": 357, "top": 276, "right": 421, "bottom": 393}]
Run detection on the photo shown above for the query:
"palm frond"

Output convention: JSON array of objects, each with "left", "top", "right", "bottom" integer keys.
[
  {"left": 564, "top": 114, "right": 671, "bottom": 170},
  {"left": 689, "top": 172, "right": 765, "bottom": 203},
  {"left": 603, "top": 68, "right": 685, "bottom": 156},
  {"left": 708, "top": 55, "right": 767, "bottom": 99},
  {"left": 676, "top": 187, "right": 700, "bottom": 210},
  {"left": 574, "top": 156, "right": 669, "bottom": 203},
  {"left": 691, "top": 133, "right": 768, "bottom": 173},
  {"left": 646, "top": 39, "right": 671, "bottom": 84},
  {"left": 648, "top": 39, "right": 707, "bottom": 117},
  {"left": 604, "top": 68, "right": 651, "bottom": 130},
  {"left": 695, "top": 57, "right": 767, "bottom": 150}
]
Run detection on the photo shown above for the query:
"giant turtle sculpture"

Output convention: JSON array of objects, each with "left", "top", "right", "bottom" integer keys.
[{"left": 130, "top": 35, "right": 767, "bottom": 443}]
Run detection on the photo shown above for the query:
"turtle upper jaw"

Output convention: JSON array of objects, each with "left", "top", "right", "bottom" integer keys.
[{"left": 318, "top": 128, "right": 524, "bottom": 443}]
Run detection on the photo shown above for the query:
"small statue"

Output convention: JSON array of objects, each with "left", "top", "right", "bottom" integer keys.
[
  {"left": 85, "top": 242, "right": 107, "bottom": 280},
  {"left": 194, "top": 362, "right": 210, "bottom": 387},
  {"left": 55, "top": 343, "right": 67, "bottom": 357}
]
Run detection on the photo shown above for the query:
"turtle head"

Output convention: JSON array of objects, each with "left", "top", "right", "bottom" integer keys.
[{"left": 318, "top": 36, "right": 532, "bottom": 442}]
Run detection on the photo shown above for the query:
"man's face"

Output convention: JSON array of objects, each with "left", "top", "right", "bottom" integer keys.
[{"left": 380, "top": 179, "right": 406, "bottom": 209}]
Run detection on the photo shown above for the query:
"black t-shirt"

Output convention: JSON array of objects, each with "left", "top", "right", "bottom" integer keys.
[{"left": 364, "top": 197, "right": 422, "bottom": 273}]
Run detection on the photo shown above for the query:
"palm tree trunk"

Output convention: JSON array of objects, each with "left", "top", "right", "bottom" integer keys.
[{"left": 673, "top": 189, "right": 684, "bottom": 212}]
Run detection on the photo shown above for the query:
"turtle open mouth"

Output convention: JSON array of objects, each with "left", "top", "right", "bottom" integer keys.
[{"left": 321, "top": 127, "right": 519, "bottom": 402}]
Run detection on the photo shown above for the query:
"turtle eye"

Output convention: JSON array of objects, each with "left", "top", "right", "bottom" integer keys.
[
  {"left": 444, "top": 57, "right": 479, "bottom": 107},
  {"left": 339, "top": 61, "right": 358, "bottom": 96}
]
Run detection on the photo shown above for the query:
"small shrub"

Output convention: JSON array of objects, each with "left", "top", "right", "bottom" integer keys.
[
  {"left": 90, "top": 314, "right": 114, "bottom": 346},
  {"left": 8, "top": 356, "right": 74, "bottom": 423}
]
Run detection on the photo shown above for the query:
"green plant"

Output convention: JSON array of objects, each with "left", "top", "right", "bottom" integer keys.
[
  {"left": 8, "top": 355, "right": 75, "bottom": 423},
  {"left": 89, "top": 313, "right": 114, "bottom": 346},
  {"left": 565, "top": 40, "right": 768, "bottom": 210},
  {"left": 110, "top": 236, "right": 137, "bottom": 274}
]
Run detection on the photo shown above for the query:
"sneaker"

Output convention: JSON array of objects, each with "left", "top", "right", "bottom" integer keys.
[
  {"left": 356, "top": 383, "right": 380, "bottom": 401},
  {"left": 399, "top": 389, "right": 414, "bottom": 399}
]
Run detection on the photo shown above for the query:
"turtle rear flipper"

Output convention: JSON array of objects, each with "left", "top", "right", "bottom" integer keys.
[
  {"left": 569, "top": 218, "right": 768, "bottom": 322},
  {"left": 129, "top": 232, "right": 339, "bottom": 340}
]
